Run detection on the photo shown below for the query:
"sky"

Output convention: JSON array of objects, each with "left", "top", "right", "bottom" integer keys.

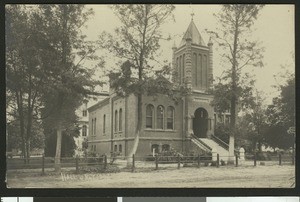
[{"left": 82, "top": 4, "right": 295, "bottom": 105}]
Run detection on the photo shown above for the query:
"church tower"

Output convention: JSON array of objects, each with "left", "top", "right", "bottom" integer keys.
[
  {"left": 172, "top": 19, "right": 213, "bottom": 92},
  {"left": 173, "top": 18, "right": 215, "bottom": 141}
]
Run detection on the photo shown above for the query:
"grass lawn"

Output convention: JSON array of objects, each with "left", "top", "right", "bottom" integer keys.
[{"left": 6, "top": 162, "right": 295, "bottom": 188}]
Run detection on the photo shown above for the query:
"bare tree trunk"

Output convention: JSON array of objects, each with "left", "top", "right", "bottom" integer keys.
[
  {"left": 228, "top": 15, "right": 239, "bottom": 163},
  {"left": 55, "top": 126, "right": 62, "bottom": 172},
  {"left": 127, "top": 94, "right": 142, "bottom": 165}
]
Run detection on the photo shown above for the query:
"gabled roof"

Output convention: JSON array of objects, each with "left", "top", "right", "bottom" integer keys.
[{"left": 179, "top": 20, "right": 206, "bottom": 47}]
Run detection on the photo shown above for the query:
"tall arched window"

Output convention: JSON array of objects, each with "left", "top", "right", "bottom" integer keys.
[
  {"left": 179, "top": 56, "right": 182, "bottom": 83},
  {"left": 94, "top": 118, "right": 96, "bottom": 136},
  {"left": 91, "top": 119, "right": 94, "bottom": 136},
  {"left": 182, "top": 54, "right": 185, "bottom": 83},
  {"left": 167, "top": 106, "right": 174, "bottom": 130},
  {"left": 119, "top": 144, "right": 122, "bottom": 153},
  {"left": 198, "top": 54, "right": 202, "bottom": 87},
  {"left": 114, "top": 110, "right": 118, "bottom": 132},
  {"left": 119, "top": 109, "right": 122, "bottom": 131},
  {"left": 146, "top": 104, "right": 154, "bottom": 128},
  {"left": 103, "top": 114, "right": 106, "bottom": 134},
  {"left": 193, "top": 53, "right": 197, "bottom": 86},
  {"left": 157, "top": 105, "right": 164, "bottom": 129},
  {"left": 82, "top": 125, "right": 87, "bottom": 136},
  {"left": 203, "top": 55, "right": 207, "bottom": 88}
]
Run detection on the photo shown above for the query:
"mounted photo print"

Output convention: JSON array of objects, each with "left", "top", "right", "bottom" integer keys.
[{"left": 5, "top": 4, "right": 295, "bottom": 189}]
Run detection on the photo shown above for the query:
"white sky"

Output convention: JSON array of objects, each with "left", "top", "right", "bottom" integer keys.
[{"left": 82, "top": 4, "right": 295, "bottom": 105}]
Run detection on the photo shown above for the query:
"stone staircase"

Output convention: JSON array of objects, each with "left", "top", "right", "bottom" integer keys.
[{"left": 199, "top": 138, "right": 229, "bottom": 161}]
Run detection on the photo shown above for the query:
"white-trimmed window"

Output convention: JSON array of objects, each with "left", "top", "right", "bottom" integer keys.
[
  {"left": 157, "top": 105, "right": 164, "bottom": 129},
  {"left": 167, "top": 106, "right": 174, "bottom": 130},
  {"left": 146, "top": 104, "right": 154, "bottom": 128}
]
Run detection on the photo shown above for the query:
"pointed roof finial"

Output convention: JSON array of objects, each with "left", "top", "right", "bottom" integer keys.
[{"left": 191, "top": 12, "right": 195, "bottom": 20}]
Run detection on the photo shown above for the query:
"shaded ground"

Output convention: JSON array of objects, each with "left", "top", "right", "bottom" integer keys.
[{"left": 6, "top": 163, "right": 295, "bottom": 188}]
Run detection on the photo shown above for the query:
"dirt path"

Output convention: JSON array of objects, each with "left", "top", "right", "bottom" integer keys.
[{"left": 6, "top": 165, "right": 294, "bottom": 188}]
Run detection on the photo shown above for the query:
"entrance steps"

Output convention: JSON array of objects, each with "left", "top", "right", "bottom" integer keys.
[{"left": 199, "top": 138, "right": 229, "bottom": 161}]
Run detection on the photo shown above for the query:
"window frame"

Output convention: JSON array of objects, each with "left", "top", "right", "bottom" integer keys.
[
  {"left": 167, "top": 106, "right": 175, "bottom": 130},
  {"left": 146, "top": 104, "right": 154, "bottom": 129},
  {"left": 156, "top": 105, "right": 165, "bottom": 130}
]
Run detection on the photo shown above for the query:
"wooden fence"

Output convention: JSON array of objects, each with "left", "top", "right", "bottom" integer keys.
[{"left": 6, "top": 153, "right": 295, "bottom": 174}]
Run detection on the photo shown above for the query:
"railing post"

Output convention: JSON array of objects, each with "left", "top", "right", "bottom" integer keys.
[
  {"left": 197, "top": 154, "right": 200, "bottom": 168},
  {"left": 235, "top": 154, "right": 238, "bottom": 167},
  {"left": 279, "top": 153, "right": 282, "bottom": 165},
  {"left": 177, "top": 154, "right": 180, "bottom": 169},
  {"left": 155, "top": 154, "right": 158, "bottom": 170},
  {"left": 42, "top": 154, "right": 45, "bottom": 175},
  {"left": 75, "top": 156, "right": 79, "bottom": 174},
  {"left": 132, "top": 154, "right": 135, "bottom": 172},
  {"left": 104, "top": 155, "right": 107, "bottom": 170},
  {"left": 254, "top": 152, "right": 257, "bottom": 166},
  {"left": 216, "top": 154, "right": 219, "bottom": 168}
]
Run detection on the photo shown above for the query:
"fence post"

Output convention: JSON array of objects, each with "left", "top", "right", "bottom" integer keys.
[
  {"left": 177, "top": 154, "right": 180, "bottom": 169},
  {"left": 216, "top": 154, "right": 219, "bottom": 168},
  {"left": 132, "top": 154, "right": 135, "bottom": 172},
  {"left": 254, "top": 152, "right": 257, "bottom": 166},
  {"left": 235, "top": 154, "right": 238, "bottom": 167},
  {"left": 42, "top": 154, "right": 45, "bottom": 175},
  {"left": 75, "top": 156, "right": 79, "bottom": 174},
  {"left": 155, "top": 154, "right": 158, "bottom": 170},
  {"left": 279, "top": 153, "right": 282, "bottom": 165},
  {"left": 197, "top": 154, "right": 200, "bottom": 168},
  {"left": 104, "top": 155, "right": 107, "bottom": 170}
]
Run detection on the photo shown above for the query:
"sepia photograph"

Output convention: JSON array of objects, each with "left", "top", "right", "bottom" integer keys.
[{"left": 5, "top": 4, "right": 295, "bottom": 188}]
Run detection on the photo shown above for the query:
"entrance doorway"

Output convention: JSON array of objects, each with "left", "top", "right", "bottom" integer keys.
[{"left": 193, "top": 108, "right": 208, "bottom": 138}]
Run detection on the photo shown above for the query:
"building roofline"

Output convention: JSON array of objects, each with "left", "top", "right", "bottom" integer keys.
[{"left": 88, "top": 97, "right": 110, "bottom": 112}]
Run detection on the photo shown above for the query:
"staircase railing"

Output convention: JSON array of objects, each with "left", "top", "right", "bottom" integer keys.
[
  {"left": 190, "top": 133, "right": 212, "bottom": 152},
  {"left": 211, "top": 135, "right": 229, "bottom": 150},
  {"left": 211, "top": 134, "right": 239, "bottom": 154}
]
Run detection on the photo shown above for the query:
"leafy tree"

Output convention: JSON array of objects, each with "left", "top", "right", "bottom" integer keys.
[
  {"left": 100, "top": 5, "right": 175, "bottom": 162},
  {"left": 264, "top": 73, "right": 295, "bottom": 150},
  {"left": 44, "top": 127, "right": 78, "bottom": 157},
  {"left": 6, "top": 5, "right": 50, "bottom": 161},
  {"left": 209, "top": 5, "right": 264, "bottom": 161},
  {"left": 35, "top": 5, "right": 100, "bottom": 172}
]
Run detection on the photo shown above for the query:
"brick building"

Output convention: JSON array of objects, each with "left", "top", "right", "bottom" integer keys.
[{"left": 88, "top": 19, "right": 230, "bottom": 158}]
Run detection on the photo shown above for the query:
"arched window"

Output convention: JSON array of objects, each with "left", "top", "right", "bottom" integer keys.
[
  {"left": 82, "top": 125, "right": 87, "bottom": 136},
  {"left": 119, "top": 144, "right": 122, "bottom": 153},
  {"left": 103, "top": 114, "right": 106, "bottom": 134},
  {"left": 115, "top": 110, "right": 118, "bottom": 132},
  {"left": 151, "top": 144, "right": 159, "bottom": 154},
  {"left": 146, "top": 104, "right": 154, "bottom": 128},
  {"left": 193, "top": 53, "right": 197, "bottom": 86},
  {"left": 157, "top": 105, "right": 164, "bottom": 129},
  {"left": 119, "top": 109, "right": 122, "bottom": 131},
  {"left": 114, "top": 145, "right": 117, "bottom": 152},
  {"left": 203, "top": 55, "right": 207, "bottom": 88},
  {"left": 182, "top": 54, "right": 185, "bottom": 83},
  {"left": 198, "top": 54, "right": 202, "bottom": 87},
  {"left": 91, "top": 119, "right": 94, "bottom": 136},
  {"left": 94, "top": 118, "right": 96, "bottom": 136},
  {"left": 167, "top": 106, "right": 174, "bottom": 130},
  {"left": 178, "top": 56, "right": 182, "bottom": 83}
]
